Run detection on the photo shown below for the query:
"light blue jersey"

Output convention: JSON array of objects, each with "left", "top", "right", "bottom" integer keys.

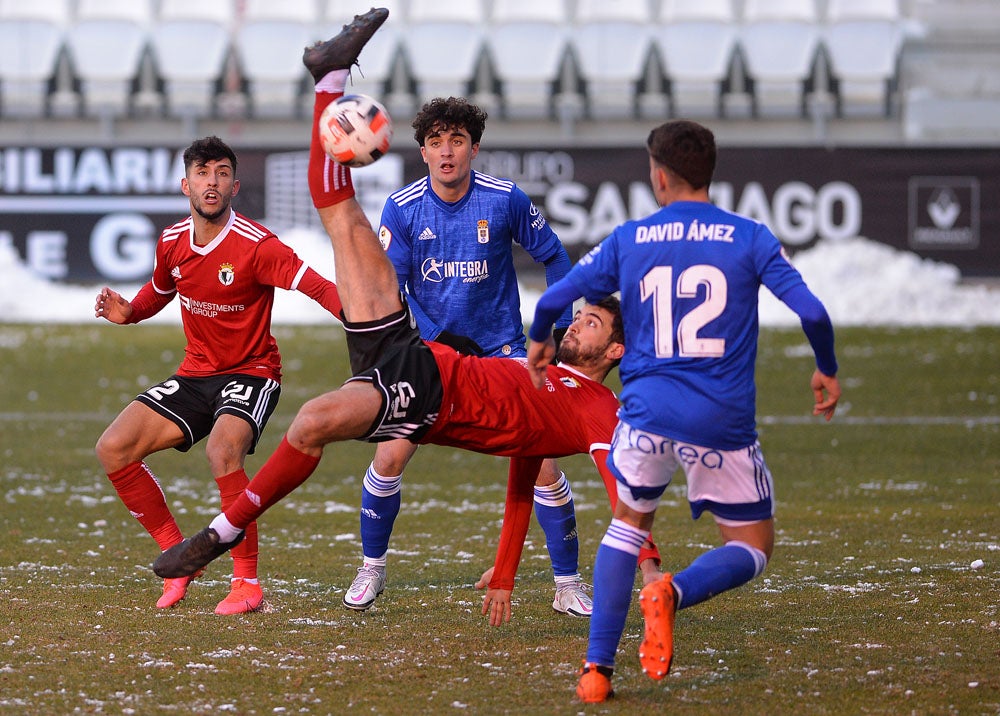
[
  {"left": 565, "top": 201, "right": 812, "bottom": 450},
  {"left": 378, "top": 170, "right": 569, "bottom": 357}
]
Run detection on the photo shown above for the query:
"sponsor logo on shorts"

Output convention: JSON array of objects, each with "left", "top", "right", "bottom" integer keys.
[
  {"left": 221, "top": 380, "right": 253, "bottom": 406},
  {"left": 388, "top": 380, "right": 415, "bottom": 419},
  {"left": 675, "top": 444, "right": 724, "bottom": 469}
]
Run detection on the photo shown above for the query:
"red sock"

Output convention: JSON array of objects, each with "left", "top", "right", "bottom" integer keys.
[
  {"left": 107, "top": 462, "right": 183, "bottom": 550},
  {"left": 216, "top": 468, "right": 259, "bottom": 580},
  {"left": 224, "top": 436, "right": 321, "bottom": 529},
  {"left": 309, "top": 90, "right": 355, "bottom": 208},
  {"left": 599, "top": 463, "right": 661, "bottom": 566}
]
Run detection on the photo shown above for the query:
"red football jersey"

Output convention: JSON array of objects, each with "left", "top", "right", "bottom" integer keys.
[
  {"left": 421, "top": 341, "right": 619, "bottom": 459},
  {"left": 146, "top": 210, "right": 339, "bottom": 380}
]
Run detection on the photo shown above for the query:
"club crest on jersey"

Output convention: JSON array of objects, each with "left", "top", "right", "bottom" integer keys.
[
  {"left": 218, "top": 262, "right": 235, "bottom": 286},
  {"left": 477, "top": 219, "right": 490, "bottom": 244}
]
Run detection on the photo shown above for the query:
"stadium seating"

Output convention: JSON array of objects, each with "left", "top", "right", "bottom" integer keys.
[
  {"left": 65, "top": 0, "right": 152, "bottom": 118},
  {"left": 740, "top": 0, "right": 822, "bottom": 117},
  {"left": 824, "top": 0, "right": 905, "bottom": 116},
  {"left": 0, "top": 0, "right": 994, "bottom": 144},
  {"left": 400, "top": 0, "right": 486, "bottom": 106},
  {"left": 236, "top": 0, "right": 317, "bottom": 118},
  {"left": 0, "top": 0, "right": 70, "bottom": 117},
  {"left": 149, "top": 0, "right": 235, "bottom": 119},
  {"left": 656, "top": 0, "right": 739, "bottom": 117},
  {"left": 486, "top": 0, "right": 571, "bottom": 119},
  {"left": 571, "top": 0, "right": 656, "bottom": 119}
]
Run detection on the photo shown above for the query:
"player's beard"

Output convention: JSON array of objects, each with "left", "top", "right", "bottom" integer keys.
[
  {"left": 556, "top": 335, "right": 608, "bottom": 370},
  {"left": 192, "top": 196, "right": 231, "bottom": 222}
]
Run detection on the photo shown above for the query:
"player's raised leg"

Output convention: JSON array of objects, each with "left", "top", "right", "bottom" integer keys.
[
  {"left": 303, "top": 7, "right": 399, "bottom": 324},
  {"left": 152, "top": 11, "right": 399, "bottom": 581}
]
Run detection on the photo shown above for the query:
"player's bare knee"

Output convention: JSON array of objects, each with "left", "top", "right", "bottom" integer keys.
[
  {"left": 95, "top": 431, "right": 129, "bottom": 473},
  {"left": 288, "top": 399, "right": 337, "bottom": 449},
  {"left": 373, "top": 441, "right": 413, "bottom": 476},
  {"left": 204, "top": 442, "right": 245, "bottom": 477}
]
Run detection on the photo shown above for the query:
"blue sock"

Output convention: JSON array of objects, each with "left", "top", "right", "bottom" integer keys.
[
  {"left": 672, "top": 541, "right": 767, "bottom": 610},
  {"left": 585, "top": 519, "right": 649, "bottom": 667},
  {"left": 534, "top": 473, "right": 578, "bottom": 578},
  {"left": 359, "top": 463, "right": 402, "bottom": 563}
]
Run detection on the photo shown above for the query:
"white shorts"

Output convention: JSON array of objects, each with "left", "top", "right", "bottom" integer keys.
[{"left": 607, "top": 419, "right": 775, "bottom": 525}]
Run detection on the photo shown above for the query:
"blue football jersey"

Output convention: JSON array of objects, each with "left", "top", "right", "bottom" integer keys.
[
  {"left": 379, "top": 170, "right": 567, "bottom": 357},
  {"left": 566, "top": 201, "right": 809, "bottom": 450}
]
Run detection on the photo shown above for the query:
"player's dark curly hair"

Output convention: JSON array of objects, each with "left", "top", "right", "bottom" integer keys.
[
  {"left": 183, "top": 136, "right": 238, "bottom": 173},
  {"left": 412, "top": 97, "right": 488, "bottom": 146},
  {"left": 646, "top": 120, "right": 715, "bottom": 190}
]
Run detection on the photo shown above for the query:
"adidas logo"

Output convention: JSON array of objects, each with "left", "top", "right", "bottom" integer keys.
[
  {"left": 171, "top": 266, "right": 182, "bottom": 280},
  {"left": 417, "top": 226, "right": 437, "bottom": 241}
]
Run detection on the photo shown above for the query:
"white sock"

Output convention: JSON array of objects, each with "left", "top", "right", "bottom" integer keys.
[
  {"left": 315, "top": 69, "right": 350, "bottom": 94},
  {"left": 554, "top": 573, "right": 582, "bottom": 588},
  {"left": 209, "top": 513, "right": 241, "bottom": 543}
]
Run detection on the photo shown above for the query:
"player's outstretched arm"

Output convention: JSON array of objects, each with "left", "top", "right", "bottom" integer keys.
[
  {"left": 94, "top": 287, "right": 132, "bottom": 324},
  {"left": 476, "top": 458, "right": 542, "bottom": 626},
  {"left": 811, "top": 370, "right": 841, "bottom": 421}
]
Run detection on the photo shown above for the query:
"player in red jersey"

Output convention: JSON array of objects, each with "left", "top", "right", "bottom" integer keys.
[
  {"left": 152, "top": 9, "right": 661, "bottom": 616},
  {"left": 94, "top": 135, "right": 343, "bottom": 615}
]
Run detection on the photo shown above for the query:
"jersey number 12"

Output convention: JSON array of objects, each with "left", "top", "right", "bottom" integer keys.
[{"left": 641, "top": 265, "right": 727, "bottom": 358}]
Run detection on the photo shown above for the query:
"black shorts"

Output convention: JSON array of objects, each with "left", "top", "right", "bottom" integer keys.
[
  {"left": 342, "top": 299, "right": 443, "bottom": 443},
  {"left": 135, "top": 373, "right": 281, "bottom": 453}
]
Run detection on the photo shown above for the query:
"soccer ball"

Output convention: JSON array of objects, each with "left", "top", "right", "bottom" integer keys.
[{"left": 318, "top": 94, "right": 393, "bottom": 168}]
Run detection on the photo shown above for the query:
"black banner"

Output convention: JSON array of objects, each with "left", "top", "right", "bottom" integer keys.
[{"left": 1, "top": 144, "right": 996, "bottom": 282}]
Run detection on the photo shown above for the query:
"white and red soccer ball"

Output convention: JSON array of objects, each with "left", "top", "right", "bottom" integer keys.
[{"left": 318, "top": 93, "right": 393, "bottom": 167}]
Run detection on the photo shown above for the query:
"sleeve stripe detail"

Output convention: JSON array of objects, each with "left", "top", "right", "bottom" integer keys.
[
  {"left": 390, "top": 177, "right": 428, "bottom": 205},
  {"left": 474, "top": 172, "right": 514, "bottom": 192},
  {"left": 289, "top": 263, "right": 308, "bottom": 291}
]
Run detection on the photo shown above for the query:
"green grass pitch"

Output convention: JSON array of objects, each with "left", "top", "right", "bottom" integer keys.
[{"left": 1, "top": 323, "right": 998, "bottom": 714}]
